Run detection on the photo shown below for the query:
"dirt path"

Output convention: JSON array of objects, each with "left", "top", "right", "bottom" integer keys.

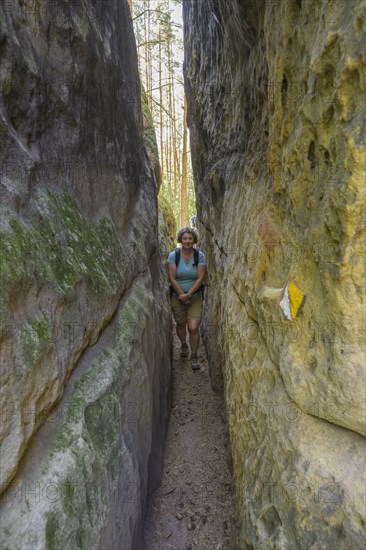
[{"left": 144, "top": 327, "right": 235, "bottom": 550}]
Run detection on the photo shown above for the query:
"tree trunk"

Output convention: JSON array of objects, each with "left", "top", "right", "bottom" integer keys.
[
  {"left": 181, "top": 93, "right": 188, "bottom": 227},
  {"left": 158, "top": 1, "right": 164, "bottom": 192}
]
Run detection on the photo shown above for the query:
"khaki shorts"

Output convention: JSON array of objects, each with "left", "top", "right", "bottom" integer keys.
[{"left": 170, "top": 295, "right": 203, "bottom": 324}]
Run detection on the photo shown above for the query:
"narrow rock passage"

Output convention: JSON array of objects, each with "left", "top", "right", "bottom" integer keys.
[{"left": 144, "top": 325, "right": 234, "bottom": 550}]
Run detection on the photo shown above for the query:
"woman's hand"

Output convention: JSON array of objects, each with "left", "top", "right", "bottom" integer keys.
[{"left": 179, "top": 293, "right": 192, "bottom": 304}]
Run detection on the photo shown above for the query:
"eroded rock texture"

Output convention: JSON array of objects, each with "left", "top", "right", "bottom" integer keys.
[
  {"left": 184, "top": 0, "right": 365, "bottom": 548},
  {"left": 0, "top": 0, "right": 171, "bottom": 547}
]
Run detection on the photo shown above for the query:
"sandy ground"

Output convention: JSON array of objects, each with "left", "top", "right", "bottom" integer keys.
[{"left": 143, "top": 326, "right": 235, "bottom": 550}]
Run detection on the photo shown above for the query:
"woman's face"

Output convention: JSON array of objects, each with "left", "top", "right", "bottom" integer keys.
[{"left": 181, "top": 232, "right": 195, "bottom": 248}]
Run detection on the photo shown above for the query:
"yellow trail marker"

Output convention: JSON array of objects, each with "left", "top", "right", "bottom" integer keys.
[{"left": 279, "top": 281, "right": 306, "bottom": 320}]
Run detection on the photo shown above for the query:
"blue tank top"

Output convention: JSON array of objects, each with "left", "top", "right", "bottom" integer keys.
[{"left": 167, "top": 250, "right": 206, "bottom": 298}]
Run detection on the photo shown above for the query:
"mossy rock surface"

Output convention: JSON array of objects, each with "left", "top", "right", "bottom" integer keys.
[
  {"left": 0, "top": 267, "right": 172, "bottom": 549},
  {"left": 0, "top": 191, "right": 125, "bottom": 317},
  {"left": 141, "top": 85, "right": 162, "bottom": 190},
  {"left": 158, "top": 195, "right": 177, "bottom": 253}
]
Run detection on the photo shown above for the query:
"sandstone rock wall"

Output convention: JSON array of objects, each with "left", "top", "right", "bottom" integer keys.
[
  {"left": 0, "top": 0, "right": 171, "bottom": 546},
  {"left": 183, "top": 0, "right": 365, "bottom": 547},
  {"left": 0, "top": 266, "right": 172, "bottom": 549}
]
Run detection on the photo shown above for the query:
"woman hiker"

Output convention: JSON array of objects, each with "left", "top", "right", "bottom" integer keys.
[{"left": 167, "top": 227, "right": 207, "bottom": 370}]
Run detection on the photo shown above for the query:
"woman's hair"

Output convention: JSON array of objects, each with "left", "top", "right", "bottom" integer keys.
[{"left": 177, "top": 227, "right": 198, "bottom": 244}]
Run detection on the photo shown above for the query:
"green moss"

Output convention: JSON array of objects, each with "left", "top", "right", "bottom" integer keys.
[
  {"left": 0, "top": 191, "right": 125, "bottom": 316},
  {"left": 38, "top": 279, "right": 150, "bottom": 532},
  {"left": 0, "top": 275, "right": 154, "bottom": 548},
  {"left": 62, "top": 479, "right": 80, "bottom": 520},
  {"left": 158, "top": 195, "right": 177, "bottom": 250},
  {"left": 45, "top": 514, "right": 59, "bottom": 550},
  {"left": 141, "top": 86, "right": 158, "bottom": 158},
  {"left": 141, "top": 87, "right": 154, "bottom": 132},
  {"left": 84, "top": 394, "right": 120, "bottom": 461},
  {"left": 141, "top": 85, "right": 161, "bottom": 188},
  {"left": 21, "top": 315, "right": 51, "bottom": 368}
]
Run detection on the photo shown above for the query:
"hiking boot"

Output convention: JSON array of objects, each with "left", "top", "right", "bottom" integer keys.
[
  {"left": 191, "top": 354, "right": 200, "bottom": 370},
  {"left": 180, "top": 343, "right": 189, "bottom": 357}
]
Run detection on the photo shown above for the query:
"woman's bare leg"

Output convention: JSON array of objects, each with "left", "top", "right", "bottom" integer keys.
[
  {"left": 187, "top": 319, "right": 201, "bottom": 355},
  {"left": 176, "top": 322, "right": 187, "bottom": 344}
]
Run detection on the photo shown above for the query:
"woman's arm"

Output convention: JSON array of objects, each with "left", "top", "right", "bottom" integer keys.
[
  {"left": 187, "top": 265, "right": 206, "bottom": 297},
  {"left": 168, "top": 263, "right": 186, "bottom": 298}
]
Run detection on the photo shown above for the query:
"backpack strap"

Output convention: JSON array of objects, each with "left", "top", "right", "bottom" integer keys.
[
  {"left": 194, "top": 249, "right": 205, "bottom": 296},
  {"left": 170, "top": 249, "right": 180, "bottom": 298},
  {"left": 175, "top": 248, "right": 200, "bottom": 267},
  {"left": 193, "top": 248, "right": 199, "bottom": 267},
  {"left": 175, "top": 248, "right": 181, "bottom": 267}
]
